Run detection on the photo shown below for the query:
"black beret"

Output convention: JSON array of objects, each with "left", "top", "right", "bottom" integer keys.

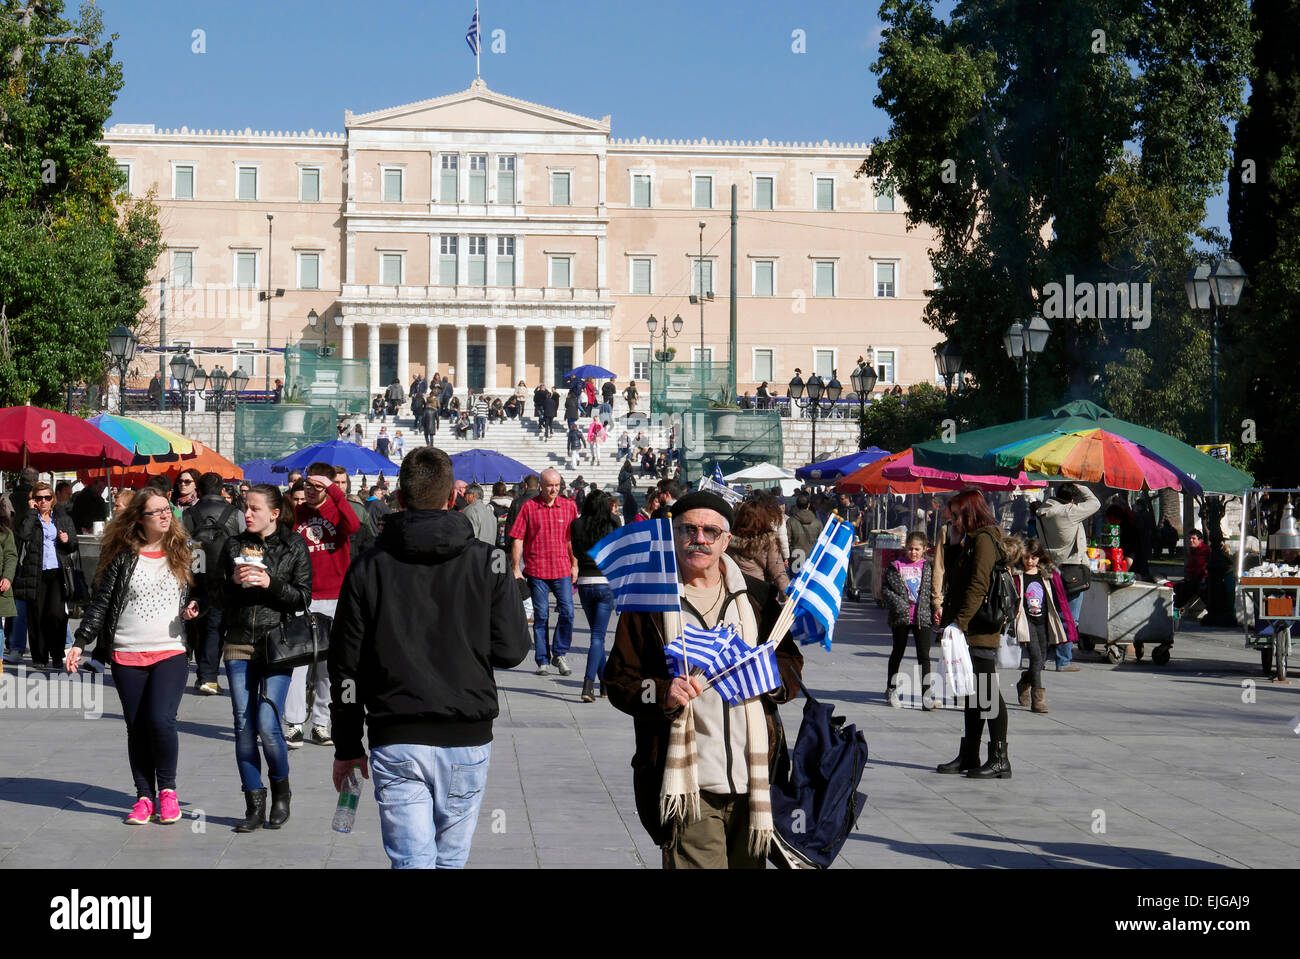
[{"left": 670, "top": 491, "right": 734, "bottom": 527}]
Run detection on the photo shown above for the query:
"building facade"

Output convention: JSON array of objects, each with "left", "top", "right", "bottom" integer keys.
[{"left": 103, "top": 79, "right": 940, "bottom": 398}]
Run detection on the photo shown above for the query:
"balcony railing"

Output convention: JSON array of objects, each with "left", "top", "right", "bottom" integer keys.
[{"left": 340, "top": 283, "right": 610, "bottom": 303}]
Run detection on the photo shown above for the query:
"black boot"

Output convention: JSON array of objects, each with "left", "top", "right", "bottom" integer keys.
[
  {"left": 966, "top": 740, "right": 1013, "bottom": 779},
  {"left": 936, "top": 737, "right": 979, "bottom": 774},
  {"left": 580, "top": 680, "right": 596, "bottom": 703},
  {"left": 235, "top": 788, "right": 267, "bottom": 833},
  {"left": 266, "top": 778, "right": 291, "bottom": 829}
]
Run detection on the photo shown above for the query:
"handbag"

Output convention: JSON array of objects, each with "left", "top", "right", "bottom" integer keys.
[
  {"left": 998, "top": 630, "right": 1022, "bottom": 669},
  {"left": 1059, "top": 563, "right": 1090, "bottom": 597},
  {"left": 59, "top": 557, "right": 89, "bottom": 604},
  {"left": 262, "top": 606, "right": 332, "bottom": 670}
]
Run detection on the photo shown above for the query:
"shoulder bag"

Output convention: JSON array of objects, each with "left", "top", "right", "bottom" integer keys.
[
  {"left": 263, "top": 604, "right": 331, "bottom": 670},
  {"left": 1041, "top": 509, "right": 1090, "bottom": 597}
]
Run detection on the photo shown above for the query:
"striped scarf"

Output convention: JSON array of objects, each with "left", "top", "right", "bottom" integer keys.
[{"left": 659, "top": 553, "right": 772, "bottom": 858}]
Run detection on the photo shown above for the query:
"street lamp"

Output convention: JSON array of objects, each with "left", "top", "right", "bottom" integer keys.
[
  {"left": 850, "top": 361, "right": 879, "bottom": 449},
  {"left": 647, "top": 313, "right": 683, "bottom": 411},
  {"left": 193, "top": 364, "right": 248, "bottom": 454},
  {"left": 1185, "top": 257, "right": 1247, "bottom": 443},
  {"left": 107, "top": 323, "right": 138, "bottom": 415},
  {"left": 1003, "top": 315, "right": 1050, "bottom": 418},
  {"left": 307, "top": 308, "right": 335, "bottom": 357},
  {"left": 169, "top": 350, "right": 197, "bottom": 435},
  {"left": 793, "top": 370, "right": 840, "bottom": 461},
  {"left": 689, "top": 220, "right": 715, "bottom": 396},
  {"left": 934, "top": 341, "right": 963, "bottom": 419},
  {"left": 258, "top": 212, "right": 285, "bottom": 401}
]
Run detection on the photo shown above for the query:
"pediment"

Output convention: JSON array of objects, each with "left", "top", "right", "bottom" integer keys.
[{"left": 346, "top": 81, "right": 609, "bottom": 135}]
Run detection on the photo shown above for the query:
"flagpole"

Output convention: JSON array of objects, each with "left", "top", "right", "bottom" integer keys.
[{"left": 476, "top": 0, "right": 481, "bottom": 78}]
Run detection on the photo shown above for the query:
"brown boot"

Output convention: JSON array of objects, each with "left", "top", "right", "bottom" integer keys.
[
  {"left": 1016, "top": 678, "right": 1031, "bottom": 709},
  {"left": 1031, "top": 687, "right": 1049, "bottom": 714}
]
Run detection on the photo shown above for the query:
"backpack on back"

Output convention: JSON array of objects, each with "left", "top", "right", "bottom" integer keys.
[
  {"left": 493, "top": 502, "right": 510, "bottom": 549},
  {"left": 187, "top": 503, "right": 236, "bottom": 583},
  {"left": 968, "top": 530, "right": 1019, "bottom": 634}
]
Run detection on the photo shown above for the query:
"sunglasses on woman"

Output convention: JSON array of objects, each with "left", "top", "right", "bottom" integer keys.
[{"left": 33, "top": 495, "right": 53, "bottom": 502}]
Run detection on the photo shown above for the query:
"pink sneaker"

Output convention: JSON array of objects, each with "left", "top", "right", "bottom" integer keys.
[
  {"left": 157, "top": 789, "right": 181, "bottom": 825},
  {"left": 125, "top": 797, "right": 154, "bottom": 825}
]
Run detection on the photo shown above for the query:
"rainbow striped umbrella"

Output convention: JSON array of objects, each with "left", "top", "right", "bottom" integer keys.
[
  {"left": 986, "top": 428, "right": 1194, "bottom": 492},
  {"left": 88, "top": 413, "right": 195, "bottom": 457}
]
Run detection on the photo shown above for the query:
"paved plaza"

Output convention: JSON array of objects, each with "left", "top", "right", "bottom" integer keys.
[{"left": 0, "top": 600, "right": 1297, "bottom": 869}]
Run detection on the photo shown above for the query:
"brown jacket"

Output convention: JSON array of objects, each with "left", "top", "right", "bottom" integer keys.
[
  {"left": 939, "top": 524, "right": 1004, "bottom": 649},
  {"left": 605, "top": 575, "right": 803, "bottom": 846},
  {"left": 726, "top": 531, "right": 790, "bottom": 596}
]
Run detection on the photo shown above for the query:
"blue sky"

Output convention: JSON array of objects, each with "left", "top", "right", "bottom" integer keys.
[{"left": 98, "top": 0, "right": 1229, "bottom": 235}]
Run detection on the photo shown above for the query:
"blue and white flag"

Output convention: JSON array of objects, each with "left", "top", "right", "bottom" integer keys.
[
  {"left": 665, "top": 623, "right": 737, "bottom": 679},
  {"left": 590, "top": 517, "right": 680, "bottom": 612},
  {"left": 711, "top": 641, "right": 781, "bottom": 706},
  {"left": 466, "top": 9, "right": 481, "bottom": 55},
  {"left": 786, "top": 514, "right": 854, "bottom": 651},
  {"left": 712, "top": 462, "right": 725, "bottom": 484}
]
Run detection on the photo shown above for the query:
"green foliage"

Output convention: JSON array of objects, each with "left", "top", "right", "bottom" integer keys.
[
  {"left": 0, "top": 0, "right": 163, "bottom": 407},
  {"left": 859, "top": 381, "right": 948, "bottom": 452}
]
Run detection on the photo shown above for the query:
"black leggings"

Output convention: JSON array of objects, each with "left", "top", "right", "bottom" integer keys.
[
  {"left": 964, "top": 654, "right": 1008, "bottom": 743},
  {"left": 111, "top": 653, "right": 189, "bottom": 800},
  {"left": 28, "top": 569, "right": 67, "bottom": 666},
  {"left": 888, "top": 623, "right": 933, "bottom": 692}
]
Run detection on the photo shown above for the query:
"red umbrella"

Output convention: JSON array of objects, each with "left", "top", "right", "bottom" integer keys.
[{"left": 0, "top": 405, "right": 134, "bottom": 471}]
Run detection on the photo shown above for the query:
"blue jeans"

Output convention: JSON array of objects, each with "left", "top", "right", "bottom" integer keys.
[
  {"left": 225, "top": 659, "right": 293, "bottom": 790},
  {"left": 527, "top": 575, "right": 573, "bottom": 665},
  {"left": 1056, "top": 593, "right": 1084, "bottom": 668},
  {"left": 578, "top": 583, "right": 614, "bottom": 684},
  {"left": 475, "top": 415, "right": 487, "bottom": 439},
  {"left": 4, "top": 600, "right": 28, "bottom": 653},
  {"left": 370, "top": 742, "right": 491, "bottom": 869}
]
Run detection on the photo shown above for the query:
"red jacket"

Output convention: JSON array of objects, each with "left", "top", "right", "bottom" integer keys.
[
  {"left": 295, "top": 484, "right": 361, "bottom": 599},
  {"left": 1184, "top": 542, "right": 1210, "bottom": 584}
]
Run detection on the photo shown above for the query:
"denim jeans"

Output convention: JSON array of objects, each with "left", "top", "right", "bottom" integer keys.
[
  {"left": 474, "top": 415, "right": 487, "bottom": 439},
  {"left": 112, "top": 653, "right": 189, "bottom": 799},
  {"left": 370, "top": 742, "right": 491, "bottom": 869},
  {"left": 3, "top": 599, "right": 28, "bottom": 653},
  {"left": 577, "top": 583, "right": 614, "bottom": 684},
  {"left": 225, "top": 658, "right": 293, "bottom": 790},
  {"left": 196, "top": 607, "right": 223, "bottom": 685},
  {"left": 527, "top": 575, "right": 573, "bottom": 665},
  {"left": 1056, "top": 593, "right": 1084, "bottom": 667}
]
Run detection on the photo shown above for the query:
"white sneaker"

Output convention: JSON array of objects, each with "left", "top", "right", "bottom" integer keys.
[{"left": 285, "top": 724, "right": 304, "bottom": 749}]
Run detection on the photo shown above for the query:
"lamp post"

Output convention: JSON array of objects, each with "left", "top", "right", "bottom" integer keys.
[
  {"left": 258, "top": 213, "right": 285, "bottom": 401},
  {"left": 169, "top": 350, "right": 197, "bottom": 435},
  {"left": 193, "top": 364, "right": 248, "bottom": 454},
  {"left": 791, "top": 370, "right": 841, "bottom": 462},
  {"left": 646, "top": 313, "right": 683, "bottom": 410},
  {"left": 850, "top": 361, "right": 878, "bottom": 450},
  {"left": 688, "top": 220, "right": 715, "bottom": 397},
  {"left": 107, "top": 323, "right": 138, "bottom": 416},
  {"left": 934, "top": 341, "right": 963, "bottom": 420},
  {"left": 1003, "top": 315, "right": 1051, "bottom": 419},
  {"left": 1184, "top": 257, "right": 1247, "bottom": 444},
  {"left": 308, "top": 308, "right": 334, "bottom": 357}
]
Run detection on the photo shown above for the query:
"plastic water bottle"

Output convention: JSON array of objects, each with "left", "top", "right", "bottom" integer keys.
[{"left": 331, "top": 768, "right": 362, "bottom": 834}]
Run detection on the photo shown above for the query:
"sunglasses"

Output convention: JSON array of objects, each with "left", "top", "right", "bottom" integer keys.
[
  {"left": 674, "top": 523, "right": 725, "bottom": 544},
  {"left": 180, "top": 478, "right": 195, "bottom": 485},
  {"left": 33, "top": 495, "right": 53, "bottom": 502}
]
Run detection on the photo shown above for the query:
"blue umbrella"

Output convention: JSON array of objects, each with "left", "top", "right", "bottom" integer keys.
[
  {"left": 795, "top": 447, "right": 891, "bottom": 483},
  {"left": 273, "top": 439, "right": 398, "bottom": 475},
  {"left": 449, "top": 449, "right": 538, "bottom": 484},
  {"left": 238, "top": 459, "right": 282, "bottom": 485},
  {"left": 563, "top": 364, "right": 615, "bottom": 381}
]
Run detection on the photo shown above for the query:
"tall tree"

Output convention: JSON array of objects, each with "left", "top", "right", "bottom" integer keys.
[{"left": 0, "top": 0, "right": 162, "bottom": 408}]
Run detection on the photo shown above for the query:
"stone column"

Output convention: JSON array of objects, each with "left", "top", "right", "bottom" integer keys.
[
  {"left": 425, "top": 318, "right": 439, "bottom": 377},
  {"left": 396, "top": 320, "right": 411, "bottom": 388},
  {"left": 571, "top": 325, "right": 585, "bottom": 370},
  {"left": 484, "top": 323, "right": 498, "bottom": 391},
  {"left": 513, "top": 325, "right": 527, "bottom": 387},
  {"left": 367, "top": 321, "right": 380, "bottom": 396},
  {"left": 456, "top": 323, "right": 469, "bottom": 390},
  {"left": 598, "top": 326, "right": 611, "bottom": 374},
  {"left": 340, "top": 318, "right": 355, "bottom": 360},
  {"left": 543, "top": 325, "right": 555, "bottom": 387}
]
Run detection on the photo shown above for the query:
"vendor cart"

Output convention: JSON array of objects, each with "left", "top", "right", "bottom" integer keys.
[
  {"left": 867, "top": 532, "right": 906, "bottom": 607},
  {"left": 1076, "top": 571, "right": 1175, "bottom": 665},
  {"left": 1235, "top": 487, "right": 1300, "bottom": 681}
]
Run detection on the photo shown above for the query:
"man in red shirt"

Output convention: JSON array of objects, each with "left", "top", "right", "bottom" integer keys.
[
  {"left": 509, "top": 468, "right": 578, "bottom": 676},
  {"left": 286, "top": 462, "right": 360, "bottom": 748}
]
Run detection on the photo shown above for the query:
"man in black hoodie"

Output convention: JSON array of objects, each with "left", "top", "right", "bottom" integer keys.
[{"left": 329, "top": 446, "right": 529, "bottom": 869}]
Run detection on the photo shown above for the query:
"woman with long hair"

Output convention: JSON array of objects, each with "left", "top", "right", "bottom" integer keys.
[
  {"left": 219, "top": 484, "right": 312, "bottom": 832},
  {"left": 67, "top": 489, "right": 202, "bottom": 824},
  {"left": 569, "top": 490, "right": 619, "bottom": 703},
  {"left": 935, "top": 488, "right": 1012, "bottom": 779},
  {"left": 726, "top": 498, "right": 790, "bottom": 598},
  {"left": 13, "top": 482, "right": 80, "bottom": 669},
  {"left": 172, "top": 468, "right": 203, "bottom": 511}
]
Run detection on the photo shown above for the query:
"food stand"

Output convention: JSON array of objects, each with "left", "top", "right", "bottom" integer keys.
[
  {"left": 1076, "top": 572, "right": 1175, "bottom": 664},
  {"left": 866, "top": 531, "right": 906, "bottom": 606},
  {"left": 1235, "top": 488, "right": 1300, "bottom": 681}
]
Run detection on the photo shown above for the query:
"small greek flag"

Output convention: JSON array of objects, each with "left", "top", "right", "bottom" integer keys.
[
  {"left": 590, "top": 517, "right": 680, "bottom": 612},
  {"left": 787, "top": 515, "right": 854, "bottom": 651},
  {"left": 665, "top": 623, "right": 737, "bottom": 679},
  {"left": 712, "top": 462, "right": 725, "bottom": 484},
  {"left": 711, "top": 641, "right": 781, "bottom": 706},
  {"left": 466, "top": 9, "right": 481, "bottom": 55}
]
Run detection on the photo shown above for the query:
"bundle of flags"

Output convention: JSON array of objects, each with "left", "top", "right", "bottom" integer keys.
[{"left": 664, "top": 624, "right": 781, "bottom": 706}]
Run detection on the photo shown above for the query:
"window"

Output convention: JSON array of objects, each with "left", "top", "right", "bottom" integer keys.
[
  {"left": 752, "top": 260, "right": 774, "bottom": 297},
  {"left": 300, "top": 167, "right": 320, "bottom": 202},
  {"left": 692, "top": 347, "right": 714, "bottom": 365},
  {"left": 875, "top": 183, "right": 895, "bottom": 212},
  {"left": 468, "top": 236, "right": 486, "bottom": 286},
  {"left": 382, "top": 168, "right": 403, "bottom": 202},
  {"left": 814, "top": 261, "right": 836, "bottom": 297},
  {"left": 754, "top": 176, "right": 773, "bottom": 211},
  {"left": 235, "top": 252, "right": 257, "bottom": 288},
  {"left": 498, "top": 155, "right": 515, "bottom": 203},
  {"left": 814, "top": 349, "right": 835, "bottom": 379},
  {"left": 496, "top": 236, "right": 515, "bottom": 286},
  {"left": 631, "top": 258, "right": 653, "bottom": 295},
  {"left": 440, "top": 154, "right": 459, "bottom": 201},
  {"left": 380, "top": 253, "right": 403, "bottom": 286},
  {"left": 232, "top": 341, "right": 256, "bottom": 380},
  {"left": 116, "top": 163, "right": 132, "bottom": 195},
  {"left": 468, "top": 154, "right": 487, "bottom": 203},
  {"left": 754, "top": 348, "right": 774, "bottom": 383},
  {"left": 691, "top": 258, "right": 713, "bottom": 296},
  {"left": 549, "top": 255, "right": 571, "bottom": 288},
  {"left": 550, "top": 171, "right": 571, "bottom": 206},
  {"left": 439, "top": 235, "right": 458, "bottom": 286},
  {"left": 693, "top": 174, "right": 712, "bottom": 209},
  {"left": 632, "top": 347, "right": 650, "bottom": 381},
  {"left": 237, "top": 165, "right": 258, "bottom": 201},
  {"left": 815, "top": 177, "right": 835, "bottom": 211},
  {"left": 298, "top": 253, "right": 321, "bottom": 290},
  {"left": 875, "top": 349, "right": 896, "bottom": 384},
  {"left": 172, "top": 251, "right": 193, "bottom": 288},
  {"left": 173, "top": 165, "right": 194, "bottom": 200},
  {"left": 876, "top": 261, "right": 896, "bottom": 298},
  {"left": 632, "top": 173, "right": 651, "bottom": 208}
]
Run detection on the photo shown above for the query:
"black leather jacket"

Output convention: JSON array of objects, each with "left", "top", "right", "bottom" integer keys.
[
  {"left": 219, "top": 526, "right": 313, "bottom": 647},
  {"left": 73, "top": 545, "right": 204, "bottom": 657}
]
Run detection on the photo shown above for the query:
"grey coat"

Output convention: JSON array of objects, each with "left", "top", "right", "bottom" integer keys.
[{"left": 882, "top": 557, "right": 935, "bottom": 631}]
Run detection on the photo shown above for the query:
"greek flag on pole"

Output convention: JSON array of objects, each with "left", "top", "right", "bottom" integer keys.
[
  {"left": 590, "top": 517, "right": 680, "bottom": 612},
  {"left": 787, "top": 514, "right": 854, "bottom": 651},
  {"left": 665, "top": 623, "right": 736, "bottom": 679},
  {"left": 711, "top": 641, "right": 781, "bottom": 706},
  {"left": 466, "top": 10, "right": 481, "bottom": 54},
  {"left": 712, "top": 462, "right": 725, "bottom": 484}
]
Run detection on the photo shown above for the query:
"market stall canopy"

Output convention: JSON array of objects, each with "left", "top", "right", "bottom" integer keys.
[
  {"left": 0, "top": 405, "right": 134, "bottom": 471},
  {"left": 273, "top": 440, "right": 397, "bottom": 476},
  {"left": 882, "top": 450, "right": 1048, "bottom": 491},
  {"left": 836, "top": 450, "right": 925, "bottom": 494},
  {"left": 795, "top": 448, "right": 891, "bottom": 483},
  {"left": 449, "top": 449, "right": 538, "bottom": 484},
  {"left": 984, "top": 428, "right": 1195, "bottom": 492},
  {"left": 911, "top": 401, "right": 1253, "bottom": 495},
  {"left": 237, "top": 459, "right": 282, "bottom": 486},
  {"left": 81, "top": 439, "right": 243, "bottom": 487},
  {"left": 723, "top": 462, "right": 796, "bottom": 483},
  {"left": 87, "top": 413, "right": 195, "bottom": 457}
]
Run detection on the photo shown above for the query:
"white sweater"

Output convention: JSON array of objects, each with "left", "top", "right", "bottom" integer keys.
[{"left": 113, "top": 553, "right": 187, "bottom": 655}]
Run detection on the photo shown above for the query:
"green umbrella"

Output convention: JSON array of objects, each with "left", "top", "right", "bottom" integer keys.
[{"left": 912, "top": 400, "right": 1253, "bottom": 495}]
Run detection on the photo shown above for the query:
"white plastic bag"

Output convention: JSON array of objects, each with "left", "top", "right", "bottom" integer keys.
[
  {"left": 998, "top": 630, "right": 1022, "bottom": 670},
  {"left": 940, "top": 625, "right": 976, "bottom": 698}
]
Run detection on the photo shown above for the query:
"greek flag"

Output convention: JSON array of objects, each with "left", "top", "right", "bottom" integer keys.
[
  {"left": 711, "top": 641, "right": 781, "bottom": 706},
  {"left": 712, "top": 462, "right": 725, "bottom": 484},
  {"left": 590, "top": 517, "right": 680, "bottom": 612},
  {"left": 466, "top": 9, "right": 481, "bottom": 55},
  {"left": 665, "top": 623, "right": 737, "bottom": 679},
  {"left": 787, "top": 515, "right": 854, "bottom": 651}
]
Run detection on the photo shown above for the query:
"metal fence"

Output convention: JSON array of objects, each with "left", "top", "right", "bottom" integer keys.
[{"left": 283, "top": 346, "right": 370, "bottom": 415}]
